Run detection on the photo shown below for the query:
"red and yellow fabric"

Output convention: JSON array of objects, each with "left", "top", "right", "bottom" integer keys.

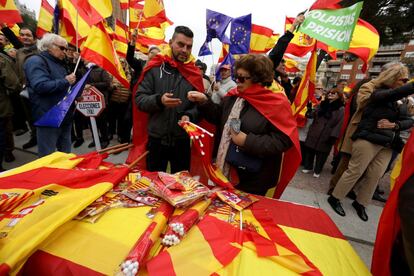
[
  {"left": 114, "top": 19, "right": 129, "bottom": 58},
  {"left": 249, "top": 24, "right": 279, "bottom": 54},
  {"left": 126, "top": 45, "right": 204, "bottom": 165},
  {"left": 129, "top": 1, "right": 144, "bottom": 29},
  {"left": 36, "top": 0, "right": 54, "bottom": 38},
  {"left": 347, "top": 19, "right": 379, "bottom": 72},
  {"left": 0, "top": 153, "right": 128, "bottom": 275},
  {"left": 284, "top": 17, "right": 316, "bottom": 57},
  {"left": 81, "top": 22, "right": 129, "bottom": 88},
  {"left": 70, "top": 0, "right": 112, "bottom": 26},
  {"left": 284, "top": 56, "right": 300, "bottom": 73},
  {"left": 218, "top": 44, "right": 230, "bottom": 63},
  {"left": 372, "top": 133, "right": 414, "bottom": 276},
  {"left": 310, "top": 0, "right": 342, "bottom": 10},
  {"left": 0, "top": 0, "right": 22, "bottom": 25},
  {"left": 140, "top": 0, "right": 173, "bottom": 28},
  {"left": 60, "top": 0, "right": 91, "bottom": 41},
  {"left": 227, "top": 81, "right": 301, "bottom": 199},
  {"left": 316, "top": 41, "right": 337, "bottom": 59},
  {"left": 136, "top": 22, "right": 169, "bottom": 51},
  {"left": 119, "top": 0, "right": 129, "bottom": 10},
  {"left": 291, "top": 45, "right": 317, "bottom": 117}
]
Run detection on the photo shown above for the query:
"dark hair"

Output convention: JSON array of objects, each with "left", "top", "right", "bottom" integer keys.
[
  {"left": 235, "top": 54, "right": 274, "bottom": 86},
  {"left": 195, "top": 59, "right": 207, "bottom": 72},
  {"left": 172, "top": 26, "right": 193, "bottom": 39},
  {"left": 20, "top": 26, "right": 37, "bottom": 39}
]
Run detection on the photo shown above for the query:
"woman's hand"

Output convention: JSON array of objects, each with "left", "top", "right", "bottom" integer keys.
[
  {"left": 377, "top": 119, "right": 396, "bottom": 129},
  {"left": 187, "top": 91, "right": 208, "bottom": 103},
  {"left": 230, "top": 129, "right": 247, "bottom": 146}
]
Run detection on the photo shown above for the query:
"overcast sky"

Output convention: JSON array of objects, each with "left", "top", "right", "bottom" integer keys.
[{"left": 19, "top": 0, "right": 315, "bottom": 71}]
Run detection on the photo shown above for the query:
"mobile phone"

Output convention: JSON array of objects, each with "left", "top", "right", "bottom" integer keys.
[{"left": 229, "top": 118, "right": 241, "bottom": 134}]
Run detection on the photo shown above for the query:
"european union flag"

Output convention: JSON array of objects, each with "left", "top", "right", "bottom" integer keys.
[
  {"left": 198, "top": 40, "right": 212, "bottom": 56},
  {"left": 53, "top": 4, "right": 60, "bottom": 34},
  {"left": 35, "top": 68, "right": 92, "bottom": 128},
  {"left": 229, "top": 14, "right": 252, "bottom": 54},
  {"left": 206, "top": 9, "right": 232, "bottom": 44},
  {"left": 215, "top": 53, "right": 235, "bottom": 81}
]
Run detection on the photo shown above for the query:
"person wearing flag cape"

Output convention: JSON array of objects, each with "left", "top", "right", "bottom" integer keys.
[
  {"left": 24, "top": 33, "right": 76, "bottom": 157},
  {"left": 188, "top": 54, "right": 301, "bottom": 197}
]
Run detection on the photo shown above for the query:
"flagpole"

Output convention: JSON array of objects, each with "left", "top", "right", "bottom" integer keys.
[
  {"left": 209, "top": 41, "right": 216, "bottom": 83},
  {"left": 73, "top": 55, "right": 81, "bottom": 74},
  {"left": 76, "top": 11, "right": 79, "bottom": 51}
]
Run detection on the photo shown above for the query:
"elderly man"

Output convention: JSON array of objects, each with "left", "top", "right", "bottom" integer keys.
[
  {"left": 0, "top": 34, "right": 21, "bottom": 171},
  {"left": 24, "top": 33, "right": 76, "bottom": 157},
  {"left": 211, "top": 64, "right": 236, "bottom": 104}
]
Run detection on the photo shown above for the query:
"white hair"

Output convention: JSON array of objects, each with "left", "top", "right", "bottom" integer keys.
[{"left": 37, "top": 33, "right": 67, "bottom": 51}]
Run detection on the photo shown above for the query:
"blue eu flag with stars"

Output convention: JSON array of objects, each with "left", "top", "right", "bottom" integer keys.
[{"left": 229, "top": 14, "right": 252, "bottom": 54}]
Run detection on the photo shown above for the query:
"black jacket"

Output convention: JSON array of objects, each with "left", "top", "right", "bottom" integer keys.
[
  {"left": 126, "top": 44, "right": 146, "bottom": 89},
  {"left": 198, "top": 96, "right": 292, "bottom": 195},
  {"left": 135, "top": 63, "right": 198, "bottom": 145},
  {"left": 352, "top": 82, "right": 414, "bottom": 152}
]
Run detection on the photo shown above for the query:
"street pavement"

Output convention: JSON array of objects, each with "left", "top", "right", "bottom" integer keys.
[{"left": 4, "top": 130, "right": 389, "bottom": 270}]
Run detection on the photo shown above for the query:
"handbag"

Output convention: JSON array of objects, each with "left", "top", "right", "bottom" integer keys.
[{"left": 225, "top": 142, "right": 263, "bottom": 173}]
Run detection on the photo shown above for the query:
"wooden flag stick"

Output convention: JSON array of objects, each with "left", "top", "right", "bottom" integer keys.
[
  {"left": 98, "top": 143, "right": 129, "bottom": 153},
  {"left": 106, "top": 144, "right": 134, "bottom": 155},
  {"left": 128, "top": 151, "right": 149, "bottom": 170}
]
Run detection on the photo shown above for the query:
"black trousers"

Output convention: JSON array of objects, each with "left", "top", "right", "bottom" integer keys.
[
  {"left": 108, "top": 101, "right": 131, "bottom": 143},
  {"left": 302, "top": 146, "right": 330, "bottom": 174},
  {"left": 0, "top": 118, "right": 6, "bottom": 169},
  {"left": 146, "top": 136, "right": 191, "bottom": 173}
]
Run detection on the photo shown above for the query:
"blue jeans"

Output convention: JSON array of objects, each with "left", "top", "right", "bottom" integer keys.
[{"left": 37, "top": 122, "right": 72, "bottom": 157}]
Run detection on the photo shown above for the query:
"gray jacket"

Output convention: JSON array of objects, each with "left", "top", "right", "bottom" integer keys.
[{"left": 135, "top": 63, "right": 198, "bottom": 145}]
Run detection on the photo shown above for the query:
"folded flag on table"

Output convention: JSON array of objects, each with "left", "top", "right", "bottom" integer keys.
[
  {"left": 0, "top": 0, "right": 22, "bottom": 24},
  {"left": 34, "top": 68, "right": 92, "bottom": 128},
  {"left": 0, "top": 152, "right": 129, "bottom": 275}
]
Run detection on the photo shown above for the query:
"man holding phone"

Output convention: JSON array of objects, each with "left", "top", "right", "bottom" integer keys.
[{"left": 135, "top": 26, "right": 203, "bottom": 173}]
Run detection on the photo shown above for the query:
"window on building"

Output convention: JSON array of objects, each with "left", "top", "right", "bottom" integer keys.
[
  {"left": 409, "top": 40, "right": 414, "bottom": 45},
  {"left": 340, "top": 74, "right": 350, "bottom": 80},
  {"left": 342, "top": 64, "right": 353, "bottom": 70},
  {"left": 358, "top": 64, "right": 363, "bottom": 70},
  {"left": 355, "top": 74, "right": 366, "bottom": 80},
  {"left": 405, "top": 51, "right": 414, "bottom": 58}
]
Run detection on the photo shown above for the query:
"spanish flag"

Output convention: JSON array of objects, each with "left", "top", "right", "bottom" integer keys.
[
  {"left": 81, "top": 22, "right": 129, "bottom": 88},
  {"left": 119, "top": 0, "right": 129, "bottom": 10},
  {"left": 284, "top": 17, "right": 316, "bottom": 57},
  {"left": 114, "top": 19, "right": 129, "bottom": 58},
  {"left": 0, "top": 152, "right": 129, "bottom": 275},
  {"left": 291, "top": 45, "right": 317, "bottom": 117},
  {"left": 136, "top": 23, "right": 169, "bottom": 50},
  {"left": 249, "top": 24, "right": 279, "bottom": 54},
  {"left": 0, "top": 0, "right": 22, "bottom": 24},
  {"left": 310, "top": 0, "right": 342, "bottom": 10},
  {"left": 218, "top": 44, "right": 230, "bottom": 63},
  {"left": 347, "top": 19, "right": 380, "bottom": 72},
  {"left": 60, "top": 0, "right": 91, "bottom": 41},
  {"left": 140, "top": 0, "right": 173, "bottom": 28},
  {"left": 129, "top": 1, "right": 144, "bottom": 29},
  {"left": 284, "top": 56, "right": 300, "bottom": 73},
  {"left": 372, "top": 133, "right": 414, "bottom": 276},
  {"left": 70, "top": 0, "right": 112, "bottom": 26},
  {"left": 36, "top": 0, "right": 54, "bottom": 38}
]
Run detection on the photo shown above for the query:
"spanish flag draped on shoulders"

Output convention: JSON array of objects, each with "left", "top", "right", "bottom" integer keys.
[
  {"left": 228, "top": 81, "right": 301, "bottom": 199},
  {"left": 126, "top": 45, "right": 204, "bottom": 166}
]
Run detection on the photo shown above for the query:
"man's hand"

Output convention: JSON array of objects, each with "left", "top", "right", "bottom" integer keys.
[
  {"left": 130, "top": 29, "right": 138, "bottom": 45},
  {"left": 65, "top": 73, "right": 76, "bottom": 85},
  {"left": 377, "top": 119, "right": 396, "bottom": 129},
  {"left": 213, "top": 82, "right": 220, "bottom": 91},
  {"left": 230, "top": 129, "right": 247, "bottom": 147},
  {"left": 289, "top": 13, "right": 305, "bottom": 33},
  {"left": 161, "top": 93, "right": 182, "bottom": 108},
  {"left": 187, "top": 91, "right": 208, "bottom": 103}
]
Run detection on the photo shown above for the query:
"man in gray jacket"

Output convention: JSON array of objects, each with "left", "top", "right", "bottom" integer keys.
[{"left": 136, "top": 26, "right": 201, "bottom": 173}]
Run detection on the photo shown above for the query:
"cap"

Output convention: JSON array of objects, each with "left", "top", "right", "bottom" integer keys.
[{"left": 220, "top": 64, "right": 231, "bottom": 70}]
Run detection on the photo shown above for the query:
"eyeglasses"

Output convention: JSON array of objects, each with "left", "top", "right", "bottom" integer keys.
[
  {"left": 54, "top": 44, "right": 67, "bottom": 51},
  {"left": 399, "top": 78, "right": 409, "bottom": 83},
  {"left": 328, "top": 92, "right": 337, "bottom": 95},
  {"left": 235, "top": 75, "right": 251, "bottom": 83}
]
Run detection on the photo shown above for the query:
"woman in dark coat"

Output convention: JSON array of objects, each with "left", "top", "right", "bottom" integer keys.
[
  {"left": 302, "top": 87, "right": 344, "bottom": 178},
  {"left": 187, "top": 54, "right": 300, "bottom": 196}
]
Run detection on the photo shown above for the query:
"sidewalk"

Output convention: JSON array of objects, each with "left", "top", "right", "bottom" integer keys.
[{"left": 4, "top": 131, "right": 386, "bottom": 269}]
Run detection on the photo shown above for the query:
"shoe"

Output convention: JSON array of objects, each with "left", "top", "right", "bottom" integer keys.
[
  {"left": 302, "top": 169, "right": 312, "bottom": 174},
  {"left": 352, "top": 201, "right": 368, "bottom": 221},
  {"left": 22, "top": 137, "right": 37, "bottom": 149},
  {"left": 327, "top": 195, "right": 346, "bottom": 216},
  {"left": 14, "top": 128, "right": 28, "bottom": 136},
  {"left": 101, "top": 140, "right": 109, "bottom": 149},
  {"left": 4, "top": 152, "right": 15, "bottom": 163},
  {"left": 313, "top": 173, "right": 320, "bottom": 178},
  {"left": 346, "top": 190, "right": 357, "bottom": 200},
  {"left": 73, "top": 138, "right": 84, "bottom": 148},
  {"left": 372, "top": 191, "right": 387, "bottom": 203},
  {"left": 88, "top": 141, "right": 95, "bottom": 148}
]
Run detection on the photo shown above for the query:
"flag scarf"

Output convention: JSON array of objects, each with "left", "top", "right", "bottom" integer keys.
[
  {"left": 36, "top": 0, "right": 54, "bottom": 38},
  {"left": 291, "top": 45, "right": 318, "bottom": 117},
  {"left": 249, "top": 24, "right": 279, "bottom": 54},
  {"left": 284, "top": 17, "right": 316, "bottom": 57},
  {"left": 126, "top": 46, "right": 204, "bottom": 164},
  {"left": 0, "top": 0, "right": 23, "bottom": 24},
  {"left": 0, "top": 153, "right": 129, "bottom": 275},
  {"left": 81, "top": 22, "right": 129, "bottom": 88},
  {"left": 229, "top": 14, "right": 252, "bottom": 54},
  {"left": 114, "top": 19, "right": 129, "bottom": 58},
  {"left": 372, "top": 133, "right": 414, "bottom": 276},
  {"left": 34, "top": 68, "right": 92, "bottom": 128},
  {"left": 140, "top": 0, "right": 173, "bottom": 28},
  {"left": 227, "top": 82, "right": 301, "bottom": 199},
  {"left": 70, "top": 0, "right": 112, "bottom": 26}
]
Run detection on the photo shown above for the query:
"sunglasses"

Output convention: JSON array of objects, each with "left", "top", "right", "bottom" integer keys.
[
  {"left": 399, "top": 78, "right": 409, "bottom": 83},
  {"left": 327, "top": 92, "right": 337, "bottom": 95},
  {"left": 54, "top": 44, "right": 67, "bottom": 51},
  {"left": 235, "top": 75, "right": 251, "bottom": 83}
]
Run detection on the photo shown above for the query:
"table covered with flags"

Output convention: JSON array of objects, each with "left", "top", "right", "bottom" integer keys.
[{"left": 0, "top": 151, "right": 370, "bottom": 276}]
